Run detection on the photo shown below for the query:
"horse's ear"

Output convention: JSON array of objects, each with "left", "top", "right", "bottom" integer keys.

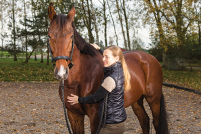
[
  {"left": 67, "top": 6, "right": 76, "bottom": 22},
  {"left": 48, "top": 3, "right": 56, "bottom": 22}
]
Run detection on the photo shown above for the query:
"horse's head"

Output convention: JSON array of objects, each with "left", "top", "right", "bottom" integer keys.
[{"left": 48, "top": 3, "right": 75, "bottom": 80}]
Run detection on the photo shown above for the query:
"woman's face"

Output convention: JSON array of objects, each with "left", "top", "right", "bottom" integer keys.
[{"left": 103, "top": 49, "right": 119, "bottom": 67}]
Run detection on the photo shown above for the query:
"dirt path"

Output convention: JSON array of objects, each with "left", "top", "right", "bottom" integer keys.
[{"left": 0, "top": 82, "right": 200, "bottom": 134}]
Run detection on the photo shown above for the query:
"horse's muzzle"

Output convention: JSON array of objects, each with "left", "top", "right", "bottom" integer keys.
[{"left": 54, "top": 66, "right": 69, "bottom": 80}]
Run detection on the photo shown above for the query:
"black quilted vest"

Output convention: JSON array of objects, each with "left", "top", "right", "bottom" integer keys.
[{"left": 98, "top": 62, "right": 127, "bottom": 124}]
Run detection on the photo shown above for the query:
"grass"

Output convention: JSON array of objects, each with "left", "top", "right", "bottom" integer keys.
[
  {"left": 163, "top": 68, "right": 201, "bottom": 91},
  {"left": 0, "top": 58, "right": 56, "bottom": 82},
  {"left": 0, "top": 51, "right": 9, "bottom": 56},
  {"left": 188, "top": 60, "right": 201, "bottom": 67},
  {"left": 0, "top": 58, "right": 200, "bottom": 90},
  {"left": 0, "top": 51, "right": 45, "bottom": 57}
]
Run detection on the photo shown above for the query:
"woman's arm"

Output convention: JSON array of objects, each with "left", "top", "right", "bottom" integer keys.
[
  {"left": 67, "top": 86, "right": 109, "bottom": 105},
  {"left": 78, "top": 86, "right": 109, "bottom": 104},
  {"left": 91, "top": 43, "right": 103, "bottom": 55},
  {"left": 98, "top": 48, "right": 103, "bottom": 55},
  {"left": 67, "top": 77, "right": 115, "bottom": 105}
]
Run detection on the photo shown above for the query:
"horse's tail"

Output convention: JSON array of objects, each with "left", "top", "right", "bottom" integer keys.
[{"left": 158, "top": 93, "right": 169, "bottom": 134}]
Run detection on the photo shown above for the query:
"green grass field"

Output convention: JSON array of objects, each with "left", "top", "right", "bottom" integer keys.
[
  {"left": 0, "top": 58, "right": 56, "bottom": 82},
  {"left": 0, "top": 51, "right": 43, "bottom": 58},
  {"left": 163, "top": 68, "right": 201, "bottom": 90},
  {"left": 0, "top": 58, "right": 200, "bottom": 90}
]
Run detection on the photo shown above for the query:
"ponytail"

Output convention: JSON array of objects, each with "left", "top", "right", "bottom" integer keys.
[
  {"left": 105, "top": 45, "right": 131, "bottom": 91},
  {"left": 121, "top": 56, "right": 131, "bottom": 91}
]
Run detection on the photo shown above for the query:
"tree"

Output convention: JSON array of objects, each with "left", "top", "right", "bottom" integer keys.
[
  {"left": 11, "top": 0, "right": 18, "bottom": 61},
  {"left": 19, "top": 0, "right": 40, "bottom": 63},
  {"left": 0, "top": 0, "right": 7, "bottom": 55},
  {"left": 106, "top": 0, "right": 119, "bottom": 46},
  {"left": 90, "top": 0, "right": 100, "bottom": 45},
  {"left": 115, "top": 0, "right": 127, "bottom": 49},
  {"left": 194, "top": 2, "right": 200, "bottom": 48},
  {"left": 5, "top": 0, "right": 23, "bottom": 60},
  {"left": 143, "top": 0, "right": 200, "bottom": 69},
  {"left": 109, "top": 36, "right": 114, "bottom": 46},
  {"left": 144, "top": 0, "right": 199, "bottom": 51},
  {"left": 121, "top": 0, "right": 131, "bottom": 50},
  {"left": 21, "top": 0, "right": 29, "bottom": 61},
  {"left": 102, "top": 0, "right": 108, "bottom": 47},
  {"left": 79, "top": 0, "right": 95, "bottom": 43},
  {"left": 55, "top": 0, "right": 72, "bottom": 14}
]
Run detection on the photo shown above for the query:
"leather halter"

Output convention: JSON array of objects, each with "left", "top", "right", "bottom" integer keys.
[{"left": 48, "top": 35, "right": 74, "bottom": 69}]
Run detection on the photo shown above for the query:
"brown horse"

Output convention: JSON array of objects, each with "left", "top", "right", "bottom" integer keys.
[{"left": 48, "top": 3, "right": 169, "bottom": 134}]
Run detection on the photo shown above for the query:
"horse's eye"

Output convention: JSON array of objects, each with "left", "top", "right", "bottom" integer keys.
[{"left": 71, "top": 35, "right": 73, "bottom": 39}]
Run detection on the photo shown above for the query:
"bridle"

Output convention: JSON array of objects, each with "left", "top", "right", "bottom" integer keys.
[{"left": 47, "top": 35, "right": 74, "bottom": 69}]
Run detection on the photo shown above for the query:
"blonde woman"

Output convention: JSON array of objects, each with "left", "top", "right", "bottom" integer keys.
[{"left": 67, "top": 45, "right": 131, "bottom": 134}]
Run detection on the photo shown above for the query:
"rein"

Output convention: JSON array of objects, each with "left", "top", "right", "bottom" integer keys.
[
  {"left": 61, "top": 79, "right": 72, "bottom": 134},
  {"left": 96, "top": 95, "right": 108, "bottom": 134}
]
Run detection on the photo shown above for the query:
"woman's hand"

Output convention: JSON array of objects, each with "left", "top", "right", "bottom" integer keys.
[
  {"left": 91, "top": 43, "right": 100, "bottom": 50},
  {"left": 67, "top": 94, "right": 79, "bottom": 105}
]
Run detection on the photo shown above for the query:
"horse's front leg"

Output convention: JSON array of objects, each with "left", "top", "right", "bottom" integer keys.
[
  {"left": 67, "top": 109, "right": 84, "bottom": 134},
  {"left": 87, "top": 104, "right": 100, "bottom": 134}
]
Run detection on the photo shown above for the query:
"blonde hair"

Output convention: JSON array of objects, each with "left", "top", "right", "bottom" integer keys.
[{"left": 105, "top": 45, "right": 131, "bottom": 91}]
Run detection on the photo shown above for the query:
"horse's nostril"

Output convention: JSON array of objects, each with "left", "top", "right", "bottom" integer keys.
[
  {"left": 54, "top": 68, "right": 60, "bottom": 79},
  {"left": 66, "top": 68, "right": 68, "bottom": 74},
  {"left": 54, "top": 68, "right": 58, "bottom": 75}
]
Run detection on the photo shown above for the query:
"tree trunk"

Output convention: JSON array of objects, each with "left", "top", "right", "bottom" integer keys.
[
  {"left": 40, "top": 49, "right": 43, "bottom": 63},
  {"left": 106, "top": 0, "right": 118, "bottom": 46},
  {"left": 115, "top": 0, "right": 127, "bottom": 49},
  {"left": 24, "top": 48, "right": 36, "bottom": 63},
  {"left": 199, "top": 12, "right": 201, "bottom": 46},
  {"left": 24, "top": 0, "right": 28, "bottom": 61},
  {"left": 103, "top": 0, "right": 107, "bottom": 47},
  {"left": 1, "top": 2, "right": 3, "bottom": 55},
  {"left": 175, "top": 0, "right": 185, "bottom": 46},
  {"left": 1, "top": 39, "right": 3, "bottom": 56},
  {"left": 81, "top": 0, "right": 87, "bottom": 28},
  {"left": 46, "top": 13, "right": 49, "bottom": 65},
  {"left": 122, "top": 0, "right": 131, "bottom": 50},
  {"left": 147, "top": 0, "right": 165, "bottom": 46},
  {"left": 35, "top": 51, "right": 37, "bottom": 61},
  {"left": 13, "top": 0, "right": 17, "bottom": 61},
  {"left": 86, "top": 0, "right": 94, "bottom": 43},
  {"left": 90, "top": 0, "right": 99, "bottom": 45}
]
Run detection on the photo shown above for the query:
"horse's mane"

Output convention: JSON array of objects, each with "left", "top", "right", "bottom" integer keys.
[
  {"left": 72, "top": 23, "right": 98, "bottom": 56},
  {"left": 54, "top": 14, "right": 98, "bottom": 56}
]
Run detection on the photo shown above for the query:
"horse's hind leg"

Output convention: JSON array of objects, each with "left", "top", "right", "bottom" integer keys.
[
  {"left": 132, "top": 95, "right": 150, "bottom": 134},
  {"left": 67, "top": 110, "right": 84, "bottom": 134},
  {"left": 145, "top": 95, "right": 160, "bottom": 133},
  {"left": 146, "top": 93, "right": 169, "bottom": 134}
]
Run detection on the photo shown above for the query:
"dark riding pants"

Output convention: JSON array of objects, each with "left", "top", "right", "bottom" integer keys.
[{"left": 99, "top": 121, "right": 127, "bottom": 134}]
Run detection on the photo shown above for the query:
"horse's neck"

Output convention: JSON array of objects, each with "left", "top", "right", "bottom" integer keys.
[{"left": 66, "top": 45, "right": 104, "bottom": 90}]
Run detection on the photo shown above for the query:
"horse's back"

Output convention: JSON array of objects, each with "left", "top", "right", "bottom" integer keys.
[{"left": 123, "top": 51, "right": 163, "bottom": 107}]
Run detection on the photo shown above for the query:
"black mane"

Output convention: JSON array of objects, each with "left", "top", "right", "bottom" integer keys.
[
  {"left": 72, "top": 23, "right": 98, "bottom": 56},
  {"left": 54, "top": 14, "right": 98, "bottom": 56}
]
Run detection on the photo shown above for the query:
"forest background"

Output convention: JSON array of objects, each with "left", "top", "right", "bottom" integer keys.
[{"left": 0, "top": 0, "right": 200, "bottom": 90}]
